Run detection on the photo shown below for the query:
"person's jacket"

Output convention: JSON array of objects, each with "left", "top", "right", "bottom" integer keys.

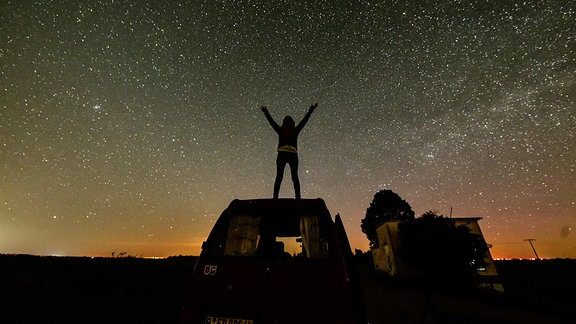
[{"left": 263, "top": 108, "right": 314, "bottom": 153}]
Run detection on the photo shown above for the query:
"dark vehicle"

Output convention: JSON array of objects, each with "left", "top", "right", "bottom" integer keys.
[{"left": 180, "top": 198, "right": 365, "bottom": 324}]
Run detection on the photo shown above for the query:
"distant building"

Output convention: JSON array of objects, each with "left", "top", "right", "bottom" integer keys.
[{"left": 371, "top": 217, "right": 504, "bottom": 292}]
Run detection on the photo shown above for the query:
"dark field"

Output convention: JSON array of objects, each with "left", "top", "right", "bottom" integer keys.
[{"left": 1, "top": 254, "right": 575, "bottom": 323}]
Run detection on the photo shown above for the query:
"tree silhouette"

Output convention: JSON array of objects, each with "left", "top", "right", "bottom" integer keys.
[
  {"left": 397, "top": 210, "right": 488, "bottom": 287},
  {"left": 361, "top": 189, "right": 415, "bottom": 248}
]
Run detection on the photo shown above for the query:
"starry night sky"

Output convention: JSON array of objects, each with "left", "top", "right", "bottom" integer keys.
[{"left": 2, "top": 0, "right": 575, "bottom": 258}]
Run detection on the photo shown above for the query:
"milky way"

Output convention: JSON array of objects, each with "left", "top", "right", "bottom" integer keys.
[{"left": 1, "top": 0, "right": 575, "bottom": 258}]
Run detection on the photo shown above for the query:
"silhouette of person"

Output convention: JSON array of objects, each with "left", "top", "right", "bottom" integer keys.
[{"left": 261, "top": 103, "right": 317, "bottom": 199}]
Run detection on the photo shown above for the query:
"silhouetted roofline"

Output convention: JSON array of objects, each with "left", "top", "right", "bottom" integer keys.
[
  {"left": 378, "top": 216, "right": 484, "bottom": 224},
  {"left": 451, "top": 217, "right": 483, "bottom": 221}
]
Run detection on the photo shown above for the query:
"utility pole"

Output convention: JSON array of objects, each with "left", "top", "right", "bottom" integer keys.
[{"left": 524, "top": 238, "right": 540, "bottom": 260}]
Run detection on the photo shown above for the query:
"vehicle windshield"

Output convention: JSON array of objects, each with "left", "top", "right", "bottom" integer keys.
[{"left": 207, "top": 212, "right": 329, "bottom": 259}]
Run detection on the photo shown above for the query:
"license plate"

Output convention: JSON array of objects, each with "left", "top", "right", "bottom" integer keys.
[{"left": 205, "top": 316, "right": 253, "bottom": 324}]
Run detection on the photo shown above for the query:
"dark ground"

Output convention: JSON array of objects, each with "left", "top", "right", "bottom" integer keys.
[
  {"left": 1, "top": 254, "right": 575, "bottom": 323},
  {"left": 358, "top": 258, "right": 576, "bottom": 323}
]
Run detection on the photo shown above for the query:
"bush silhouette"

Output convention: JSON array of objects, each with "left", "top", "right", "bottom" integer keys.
[
  {"left": 397, "top": 211, "right": 489, "bottom": 287},
  {"left": 361, "top": 189, "right": 415, "bottom": 248}
]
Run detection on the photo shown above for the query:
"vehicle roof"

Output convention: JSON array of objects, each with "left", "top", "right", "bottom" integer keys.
[{"left": 224, "top": 198, "right": 332, "bottom": 214}]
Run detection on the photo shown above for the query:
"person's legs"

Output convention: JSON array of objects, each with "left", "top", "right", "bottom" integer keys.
[
  {"left": 274, "top": 154, "right": 287, "bottom": 198},
  {"left": 287, "top": 154, "right": 300, "bottom": 198}
]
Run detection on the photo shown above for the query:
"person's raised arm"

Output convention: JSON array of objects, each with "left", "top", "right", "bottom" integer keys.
[
  {"left": 296, "top": 102, "right": 317, "bottom": 131},
  {"left": 261, "top": 106, "right": 280, "bottom": 132}
]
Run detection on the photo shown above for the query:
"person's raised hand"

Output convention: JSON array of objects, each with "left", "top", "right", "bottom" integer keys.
[
  {"left": 310, "top": 103, "right": 318, "bottom": 111},
  {"left": 260, "top": 106, "right": 268, "bottom": 112}
]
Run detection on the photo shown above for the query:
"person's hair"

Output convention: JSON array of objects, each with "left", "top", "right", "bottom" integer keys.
[{"left": 282, "top": 116, "right": 295, "bottom": 128}]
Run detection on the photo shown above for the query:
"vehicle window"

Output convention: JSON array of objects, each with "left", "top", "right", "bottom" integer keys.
[
  {"left": 212, "top": 212, "right": 329, "bottom": 259},
  {"left": 300, "top": 214, "right": 329, "bottom": 259},
  {"left": 223, "top": 214, "right": 260, "bottom": 256}
]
